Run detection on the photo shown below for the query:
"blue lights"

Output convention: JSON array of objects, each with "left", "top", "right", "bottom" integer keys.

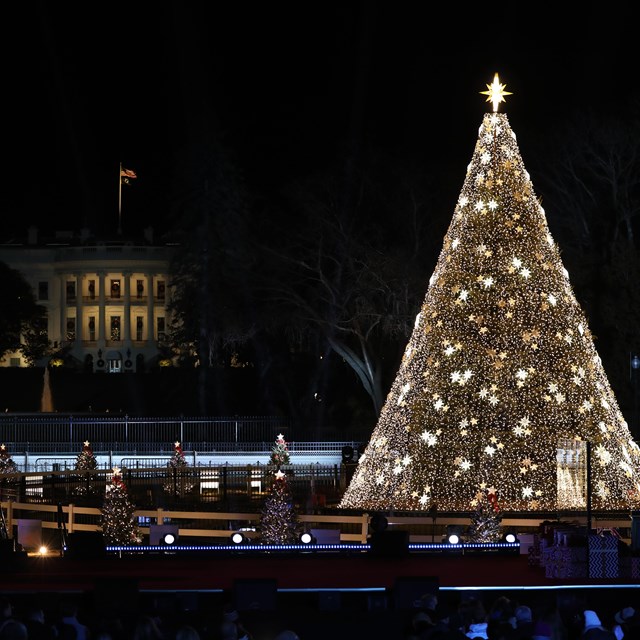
[
  {"left": 104, "top": 541, "right": 521, "bottom": 555},
  {"left": 105, "top": 543, "right": 369, "bottom": 553}
]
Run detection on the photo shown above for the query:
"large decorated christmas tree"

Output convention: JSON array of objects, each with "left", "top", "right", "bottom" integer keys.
[{"left": 340, "top": 75, "right": 640, "bottom": 513}]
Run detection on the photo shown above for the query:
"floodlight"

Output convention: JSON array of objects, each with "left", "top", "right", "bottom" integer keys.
[
  {"left": 230, "top": 532, "right": 245, "bottom": 545},
  {"left": 299, "top": 532, "right": 315, "bottom": 545},
  {"left": 446, "top": 524, "right": 464, "bottom": 545},
  {"left": 162, "top": 532, "right": 176, "bottom": 545}
]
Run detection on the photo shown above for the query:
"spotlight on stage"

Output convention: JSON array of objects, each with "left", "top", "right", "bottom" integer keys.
[
  {"left": 299, "top": 532, "right": 316, "bottom": 545},
  {"left": 230, "top": 532, "right": 246, "bottom": 545},
  {"left": 445, "top": 525, "right": 464, "bottom": 545},
  {"left": 162, "top": 532, "right": 177, "bottom": 546}
]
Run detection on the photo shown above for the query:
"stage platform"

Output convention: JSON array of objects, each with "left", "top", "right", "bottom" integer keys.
[{"left": 2, "top": 544, "right": 639, "bottom": 593}]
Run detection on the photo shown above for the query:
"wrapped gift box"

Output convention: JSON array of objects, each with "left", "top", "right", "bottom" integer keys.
[
  {"left": 631, "top": 557, "right": 640, "bottom": 578},
  {"left": 588, "top": 535, "right": 619, "bottom": 579}
]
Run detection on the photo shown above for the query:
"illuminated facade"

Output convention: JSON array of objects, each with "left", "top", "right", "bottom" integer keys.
[{"left": 0, "top": 226, "right": 174, "bottom": 373}]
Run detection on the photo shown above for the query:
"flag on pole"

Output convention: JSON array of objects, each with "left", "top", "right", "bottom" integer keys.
[{"left": 120, "top": 167, "right": 137, "bottom": 185}]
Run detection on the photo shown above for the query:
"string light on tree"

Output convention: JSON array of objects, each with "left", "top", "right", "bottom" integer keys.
[{"left": 339, "top": 75, "right": 640, "bottom": 513}]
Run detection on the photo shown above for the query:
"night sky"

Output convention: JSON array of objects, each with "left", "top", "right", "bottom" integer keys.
[{"left": 4, "top": 2, "right": 638, "bottom": 240}]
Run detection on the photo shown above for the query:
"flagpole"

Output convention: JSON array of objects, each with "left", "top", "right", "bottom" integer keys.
[{"left": 118, "top": 162, "right": 123, "bottom": 236}]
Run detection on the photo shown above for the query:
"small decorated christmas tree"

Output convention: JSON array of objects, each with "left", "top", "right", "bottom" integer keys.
[
  {"left": 73, "top": 440, "right": 99, "bottom": 497},
  {"left": 75, "top": 440, "right": 98, "bottom": 471},
  {"left": 169, "top": 440, "right": 188, "bottom": 469},
  {"left": 100, "top": 466, "right": 139, "bottom": 545},
  {"left": 269, "top": 433, "right": 290, "bottom": 467},
  {"left": 467, "top": 487, "right": 503, "bottom": 542},
  {"left": 0, "top": 444, "right": 18, "bottom": 475},
  {"left": 164, "top": 441, "right": 194, "bottom": 494},
  {"left": 259, "top": 470, "right": 302, "bottom": 544}
]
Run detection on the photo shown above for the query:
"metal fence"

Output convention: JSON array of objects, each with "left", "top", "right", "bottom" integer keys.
[
  {"left": 0, "top": 414, "right": 296, "bottom": 453},
  {"left": 0, "top": 463, "right": 350, "bottom": 512}
]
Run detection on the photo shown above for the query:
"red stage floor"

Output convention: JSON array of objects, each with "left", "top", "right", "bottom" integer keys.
[{"left": 2, "top": 549, "right": 638, "bottom": 593}]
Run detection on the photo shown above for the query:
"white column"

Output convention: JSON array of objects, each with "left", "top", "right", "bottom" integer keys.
[
  {"left": 98, "top": 271, "right": 106, "bottom": 345},
  {"left": 146, "top": 273, "right": 154, "bottom": 343},
  {"left": 75, "top": 274, "right": 83, "bottom": 344},
  {"left": 59, "top": 274, "right": 66, "bottom": 345},
  {"left": 123, "top": 272, "right": 131, "bottom": 344}
]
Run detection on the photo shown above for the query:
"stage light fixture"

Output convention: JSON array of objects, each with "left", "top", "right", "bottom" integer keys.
[
  {"left": 341, "top": 445, "right": 355, "bottom": 463},
  {"left": 162, "top": 533, "right": 177, "bottom": 545},
  {"left": 299, "top": 532, "right": 316, "bottom": 545},
  {"left": 445, "top": 525, "right": 464, "bottom": 545},
  {"left": 230, "top": 532, "right": 245, "bottom": 545},
  {"left": 38, "top": 545, "right": 48, "bottom": 555},
  {"left": 503, "top": 532, "right": 518, "bottom": 544},
  {"left": 370, "top": 513, "right": 389, "bottom": 532}
]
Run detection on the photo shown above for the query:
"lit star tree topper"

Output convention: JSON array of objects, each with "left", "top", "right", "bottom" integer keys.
[
  {"left": 339, "top": 75, "right": 640, "bottom": 513},
  {"left": 480, "top": 73, "right": 512, "bottom": 112}
]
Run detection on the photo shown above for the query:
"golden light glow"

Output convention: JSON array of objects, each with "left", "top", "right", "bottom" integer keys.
[
  {"left": 480, "top": 73, "right": 512, "bottom": 112},
  {"left": 339, "top": 91, "right": 640, "bottom": 513}
]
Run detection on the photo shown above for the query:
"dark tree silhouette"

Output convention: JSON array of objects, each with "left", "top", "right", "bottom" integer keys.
[{"left": 0, "top": 261, "right": 50, "bottom": 364}]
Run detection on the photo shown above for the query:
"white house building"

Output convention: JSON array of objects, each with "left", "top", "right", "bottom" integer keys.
[{"left": 0, "top": 226, "right": 174, "bottom": 373}]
